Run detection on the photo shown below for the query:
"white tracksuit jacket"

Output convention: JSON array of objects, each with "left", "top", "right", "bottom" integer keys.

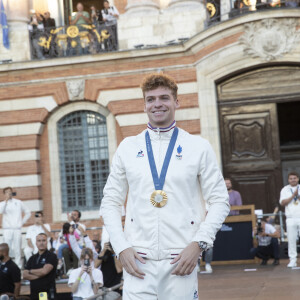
[{"left": 101, "top": 126, "right": 230, "bottom": 260}]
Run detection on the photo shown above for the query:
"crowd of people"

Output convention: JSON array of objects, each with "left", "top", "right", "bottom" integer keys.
[
  {"left": 28, "top": 1, "right": 119, "bottom": 59},
  {"left": 0, "top": 187, "right": 122, "bottom": 300}
]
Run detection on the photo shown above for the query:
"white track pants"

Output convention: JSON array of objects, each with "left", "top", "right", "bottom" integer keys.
[
  {"left": 123, "top": 259, "right": 199, "bottom": 300},
  {"left": 24, "top": 246, "right": 34, "bottom": 262},
  {"left": 286, "top": 218, "right": 300, "bottom": 261},
  {"left": 3, "top": 229, "right": 22, "bottom": 269}
]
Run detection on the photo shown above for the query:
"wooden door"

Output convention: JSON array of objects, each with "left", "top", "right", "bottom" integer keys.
[{"left": 219, "top": 104, "right": 282, "bottom": 213}]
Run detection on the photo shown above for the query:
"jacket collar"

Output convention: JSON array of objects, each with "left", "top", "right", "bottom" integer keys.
[{"left": 146, "top": 121, "right": 176, "bottom": 140}]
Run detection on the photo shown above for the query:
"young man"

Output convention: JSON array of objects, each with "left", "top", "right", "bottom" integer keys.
[
  {"left": 0, "top": 187, "right": 31, "bottom": 268},
  {"left": 280, "top": 171, "right": 300, "bottom": 267},
  {"left": 24, "top": 211, "right": 51, "bottom": 262},
  {"left": 101, "top": 73, "right": 230, "bottom": 299},
  {"left": 23, "top": 233, "right": 58, "bottom": 300},
  {"left": 0, "top": 243, "right": 21, "bottom": 299},
  {"left": 225, "top": 178, "right": 243, "bottom": 215}
]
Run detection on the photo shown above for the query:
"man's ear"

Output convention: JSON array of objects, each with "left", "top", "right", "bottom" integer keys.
[{"left": 175, "top": 98, "right": 180, "bottom": 109}]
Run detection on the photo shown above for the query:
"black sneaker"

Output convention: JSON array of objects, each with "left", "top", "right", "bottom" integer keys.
[
  {"left": 272, "top": 259, "right": 280, "bottom": 266},
  {"left": 260, "top": 259, "right": 267, "bottom": 265}
]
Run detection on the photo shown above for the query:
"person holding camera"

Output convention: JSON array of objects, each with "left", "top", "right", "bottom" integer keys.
[
  {"left": 0, "top": 187, "right": 31, "bottom": 269},
  {"left": 250, "top": 218, "right": 280, "bottom": 265},
  {"left": 68, "top": 210, "right": 86, "bottom": 247},
  {"left": 70, "top": 2, "right": 91, "bottom": 26},
  {"left": 101, "top": 0, "right": 119, "bottom": 25},
  {"left": 90, "top": 5, "right": 103, "bottom": 25},
  {"left": 24, "top": 211, "right": 51, "bottom": 262},
  {"left": 23, "top": 233, "right": 58, "bottom": 300},
  {"left": 95, "top": 242, "right": 123, "bottom": 296},
  {"left": 68, "top": 248, "right": 103, "bottom": 300}
]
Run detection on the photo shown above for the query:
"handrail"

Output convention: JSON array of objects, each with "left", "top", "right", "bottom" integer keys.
[
  {"left": 28, "top": 23, "right": 118, "bottom": 60},
  {"left": 85, "top": 283, "right": 123, "bottom": 300}
]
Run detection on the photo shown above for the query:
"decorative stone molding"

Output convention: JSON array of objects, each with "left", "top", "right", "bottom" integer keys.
[
  {"left": 239, "top": 18, "right": 300, "bottom": 61},
  {"left": 125, "top": 0, "right": 159, "bottom": 15},
  {"left": 167, "top": 0, "right": 203, "bottom": 11},
  {"left": 66, "top": 79, "right": 85, "bottom": 101}
]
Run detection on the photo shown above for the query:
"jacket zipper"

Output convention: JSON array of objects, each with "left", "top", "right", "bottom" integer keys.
[{"left": 157, "top": 128, "right": 161, "bottom": 259}]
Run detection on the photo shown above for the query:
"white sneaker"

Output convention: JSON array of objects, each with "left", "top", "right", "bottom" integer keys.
[
  {"left": 205, "top": 263, "right": 213, "bottom": 273},
  {"left": 287, "top": 260, "right": 297, "bottom": 268}
]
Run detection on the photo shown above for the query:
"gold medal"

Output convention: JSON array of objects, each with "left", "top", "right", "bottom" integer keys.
[{"left": 150, "top": 190, "right": 168, "bottom": 208}]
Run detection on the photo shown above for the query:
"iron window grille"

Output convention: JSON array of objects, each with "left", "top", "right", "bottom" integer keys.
[{"left": 58, "top": 110, "right": 109, "bottom": 212}]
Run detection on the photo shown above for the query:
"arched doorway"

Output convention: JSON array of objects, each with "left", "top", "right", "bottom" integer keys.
[{"left": 217, "top": 65, "right": 300, "bottom": 212}]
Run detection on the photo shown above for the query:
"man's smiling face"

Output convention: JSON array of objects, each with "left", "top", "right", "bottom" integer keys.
[{"left": 144, "top": 87, "right": 179, "bottom": 128}]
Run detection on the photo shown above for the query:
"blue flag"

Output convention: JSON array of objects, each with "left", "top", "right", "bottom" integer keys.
[{"left": 0, "top": 0, "right": 9, "bottom": 49}]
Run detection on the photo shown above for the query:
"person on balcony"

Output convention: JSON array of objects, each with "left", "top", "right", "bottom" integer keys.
[
  {"left": 42, "top": 11, "right": 56, "bottom": 32},
  {"left": 70, "top": 2, "right": 91, "bottom": 27},
  {"left": 101, "top": 0, "right": 119, "bottom": 25},
  {"left": 101, "top": 0, "right": 119, "bottom": 50},
  {"left": 28, "top": 11, "right": 45, "bottom": 59},
  {"left": 285, "top": 0, "right": 299, "bottom": 7}
]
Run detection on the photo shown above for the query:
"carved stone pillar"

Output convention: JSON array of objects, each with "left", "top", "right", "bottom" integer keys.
[
  {"left": 167, "top": 0, "right": 204, "bottom": 11},
  {"left": 125, "top": 0, "right": 160, "bottom": 15},
  {"left": 3, "top": 0, "right": 31, "bottom": 62},
  {"left": 220, "top": 0, "right": 231, "bottom": 21}
]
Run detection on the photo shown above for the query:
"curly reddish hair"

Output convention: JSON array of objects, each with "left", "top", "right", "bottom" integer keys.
[{"left": 140, "top": 73, "right": 178, "bottom": 99}]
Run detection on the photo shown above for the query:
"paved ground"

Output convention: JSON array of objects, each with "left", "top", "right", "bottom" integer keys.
[
  {"left": 198, "top": 259, "right": 300, "bottom": 300},
  {"left": 21, "top": 259, "right": 300, "bottom": 299}
]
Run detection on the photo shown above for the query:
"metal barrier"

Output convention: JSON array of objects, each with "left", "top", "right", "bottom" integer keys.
[
  {"left": 206, "top": 0, "right": 299, "bottom": 26},
  {"left": 85, "top": 283, "right": 123, "bottom": 300},
  {"left": 28, "top": 23, "right": 118, "bottom": 60}
]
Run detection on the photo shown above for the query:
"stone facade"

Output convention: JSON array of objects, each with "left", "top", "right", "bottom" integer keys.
[{"left": 1, "top": 8, "right": 300, "bottom": 229}]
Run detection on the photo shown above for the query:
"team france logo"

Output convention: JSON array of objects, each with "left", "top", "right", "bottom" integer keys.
[
  {"left": 193, "top": 290, "right": 198, "bottom": 299},
  {"left": 176, "top": 145, "right": 183, "bottom": 160},
  {"left": 137, "top": 150, "right": 144, "bottom": 158}
]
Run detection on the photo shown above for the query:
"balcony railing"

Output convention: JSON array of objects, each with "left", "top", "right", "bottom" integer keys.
[
  {"left": 206, "top": 0, "right": 299, "bottom": 25},
  {"left": 28, "top": 23, "right": 118, "bottom": 60}
]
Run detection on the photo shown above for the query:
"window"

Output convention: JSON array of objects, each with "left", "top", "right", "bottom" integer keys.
[{"left": 58, "top": 110, "right": 109, "bottom": 212}]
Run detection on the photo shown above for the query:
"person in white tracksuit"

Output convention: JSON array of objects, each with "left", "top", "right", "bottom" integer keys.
[
  {"left": 0, "top": 187, "right": 31, "bottom": 269},
  {"left": 101, "top": 73, "right": 230, "bottom": 300},
  {"left": 279, "top": 171, "right": 300, "bottom": 268}
]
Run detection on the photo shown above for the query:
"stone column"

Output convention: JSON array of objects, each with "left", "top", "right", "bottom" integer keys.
[
  {"left": 220, "top": 0, "right": 231, "bottom": 21},
  {"left": 1, "top": 0, "right": 31, "bottom": 62},
  {"left": 125, "top": 0, "right": 160, "bottom": 15},
  {"left": 167, "top": 0, "right": 204, "bottom": 11}
]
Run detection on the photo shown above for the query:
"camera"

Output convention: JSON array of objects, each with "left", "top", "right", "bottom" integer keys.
[
  {"left": 12, "top": 192, "right": 17, "bottom": 196},
  {"left": 257, "top": 219, "right": 263, "bottom": 234},
  {"left": 84, "top": 259, "right": 90, "bottom": 267},
  {"left": 35, "top": 213, "right": 40, "bottom": 217},
  {"left": 72, "top": 224, "right": 78, "bottom": 229}
]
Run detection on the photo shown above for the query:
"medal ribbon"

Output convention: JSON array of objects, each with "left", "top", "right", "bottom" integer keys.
[
  {"left": 291, "top": 185, "right": 299, "bottom": 202},
  {"left": 145, "top": 127, "right": 178, "bottom": 190}
]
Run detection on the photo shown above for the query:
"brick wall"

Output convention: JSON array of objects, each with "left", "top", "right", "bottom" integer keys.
[{"left": 0, "top": 29, "right": 242, "bottom": 225}]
